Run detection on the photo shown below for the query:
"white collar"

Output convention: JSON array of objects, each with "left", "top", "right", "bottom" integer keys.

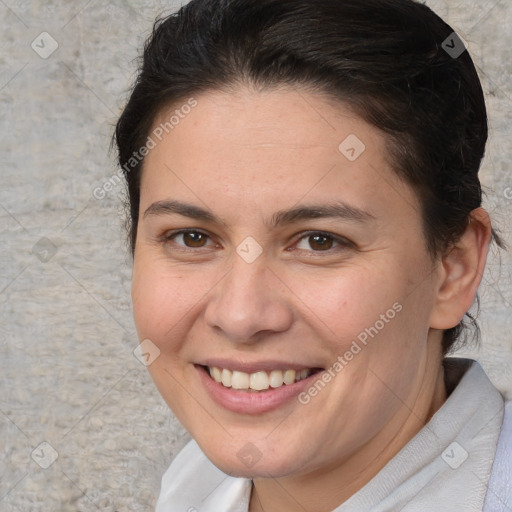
[{"left": 156, "top": 358, "right": 506, "bottom": 511}]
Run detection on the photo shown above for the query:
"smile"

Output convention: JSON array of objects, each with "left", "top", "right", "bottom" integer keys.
[
  {"left": 207, "top": 366, "right": 316, "bottom": 392},
  {"left": 196, "top": 362, "right": 324, "bottom": 414}
]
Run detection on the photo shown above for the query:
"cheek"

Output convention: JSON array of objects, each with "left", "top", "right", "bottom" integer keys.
[
  {"left": 283, "top": 264, "right": 402, "bottom": 342},
  {"left": 131, "top": 253, "right": 223, "bottom": 349},
  {"left": 131, "top": 257, "right": 189, "bottom": 344},
  {"left": 285, "top": 257, "right": 434, "bottom": 379}
]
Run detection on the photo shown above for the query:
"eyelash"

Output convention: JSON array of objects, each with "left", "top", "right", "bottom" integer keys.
[{"left": 161, "top": 229, "right": 353, "bottom": 254}]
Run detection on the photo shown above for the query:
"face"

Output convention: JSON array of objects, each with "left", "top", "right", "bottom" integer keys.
[{"left": 132, "top": 87, "right": 444, "bottom": 478}]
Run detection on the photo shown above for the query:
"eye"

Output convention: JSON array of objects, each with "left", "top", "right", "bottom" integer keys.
[
  {"left": 164, "top": 229, "right": 215, "bottom": 249},
  {"left": 294, "top": 231, "right": 351, "bottom": 252}
]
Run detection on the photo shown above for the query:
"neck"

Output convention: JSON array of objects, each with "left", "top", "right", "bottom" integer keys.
[{"left": 249, "top": 352, "right": 447, "bottom": 512}]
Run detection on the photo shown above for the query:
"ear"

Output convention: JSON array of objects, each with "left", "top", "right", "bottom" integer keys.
[{"left": 429, "top": 208, "right": 492, "bottom": 330}]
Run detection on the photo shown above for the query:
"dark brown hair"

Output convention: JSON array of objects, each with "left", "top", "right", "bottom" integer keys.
[{"left": 114, "top": 0, "right": 503, "bottom": 353}]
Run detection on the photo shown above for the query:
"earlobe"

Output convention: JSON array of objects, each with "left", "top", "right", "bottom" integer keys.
[{"left": 429, "top": 208, "right": 492, "bottom": 330}]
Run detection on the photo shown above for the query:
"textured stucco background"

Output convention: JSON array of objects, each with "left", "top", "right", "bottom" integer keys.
[{"left": 0, "top": 1, "right": 511, "bottom": 511}]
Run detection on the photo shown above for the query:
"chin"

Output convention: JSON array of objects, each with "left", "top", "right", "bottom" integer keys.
[{"left": 202, "top": 441, "right": 308, "bottom": 479}]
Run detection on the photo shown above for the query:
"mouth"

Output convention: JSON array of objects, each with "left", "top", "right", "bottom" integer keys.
[
  {"left": 195, "top": 359, "right": 325, "bottom": 414},
  {"left": 201, "top": 365, "right": 323, "bottom": 392}
]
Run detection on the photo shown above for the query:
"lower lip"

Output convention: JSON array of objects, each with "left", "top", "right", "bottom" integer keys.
[{"left": 196, "top": 365, "right": 321, "bottom": 415}]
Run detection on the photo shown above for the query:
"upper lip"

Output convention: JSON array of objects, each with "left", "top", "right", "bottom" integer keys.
[{"left": 197, "top": 358, "right": 323, "bottom": 374}]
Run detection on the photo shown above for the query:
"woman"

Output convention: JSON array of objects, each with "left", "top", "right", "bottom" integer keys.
[{"left": 114, "top": 0, "right": 511, "bottom": 510}]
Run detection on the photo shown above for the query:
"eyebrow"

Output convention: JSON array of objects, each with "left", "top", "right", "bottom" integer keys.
[{"left": 143, "top": 199, "right": 375, "bottom": 227}]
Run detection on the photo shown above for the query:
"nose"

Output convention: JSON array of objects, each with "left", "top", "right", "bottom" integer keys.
[{"left": 204, "top": 254, "right": 294, "bottom": 344}]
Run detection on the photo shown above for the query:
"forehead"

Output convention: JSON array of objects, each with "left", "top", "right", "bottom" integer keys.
[
  {"left": 149, "top": 86, "right": 376, "bottom": 155},
  {"left": 140, "top": 87, "right": 420, "bottom": 225}
]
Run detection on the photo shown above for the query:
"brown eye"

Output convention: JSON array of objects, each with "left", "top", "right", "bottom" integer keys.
[
  {"left": 294, "top": 231, "right": 352, "bottom": 253},
  {"left": 166, "top": 230, "right": 212, "bottom": 248},
  {"left": 308, "top": 234, "right": 334, "bottom": 251},
  {"left": 182, "top": 232, "right": 208, "bottom": 247}
]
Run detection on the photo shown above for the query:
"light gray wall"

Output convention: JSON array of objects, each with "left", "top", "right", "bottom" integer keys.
[{"left": 1, "top": 1, "right": 511, "bottom": 510}]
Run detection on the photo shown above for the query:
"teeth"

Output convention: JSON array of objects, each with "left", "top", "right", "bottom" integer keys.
[
  {"left": 250, "top": 371, "right": 269, "bottom": 391},
  {"left": 283, "top": 369, "right": 296, "bottom": 385},
  {"left": 221, "top": 368, "right": 232, "bottom": 387},
  {"left": 232, "top": 371, "right": 249, "bottom": 390},
  {"left": 207, "top": 366, "right": 313, "bottom": 391},
  {"left": 298, "top": 369, "right": 310, "bottom": 381},
  {"left": 211, "top": 366, "right": 222, "bottom": 382},
  {"left": 269, "top": 370, "right": 284, "bottom": 388}
]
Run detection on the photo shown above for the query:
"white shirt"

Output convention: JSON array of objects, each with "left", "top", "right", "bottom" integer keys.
[{"left": 156, "top": 358, "right": 511, "bottom": 511}]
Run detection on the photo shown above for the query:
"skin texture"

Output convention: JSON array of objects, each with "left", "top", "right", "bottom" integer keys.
[{"left": 131, "top": 87, "right": 491, "bottom": 512}]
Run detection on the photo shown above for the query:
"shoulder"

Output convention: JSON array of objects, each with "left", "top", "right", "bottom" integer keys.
[
  {"left": 155, "top": 440, "right": 252, "bottom": 512},
  {"left": 483, "top": 400, "right": 512, "bottom": 512}
]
